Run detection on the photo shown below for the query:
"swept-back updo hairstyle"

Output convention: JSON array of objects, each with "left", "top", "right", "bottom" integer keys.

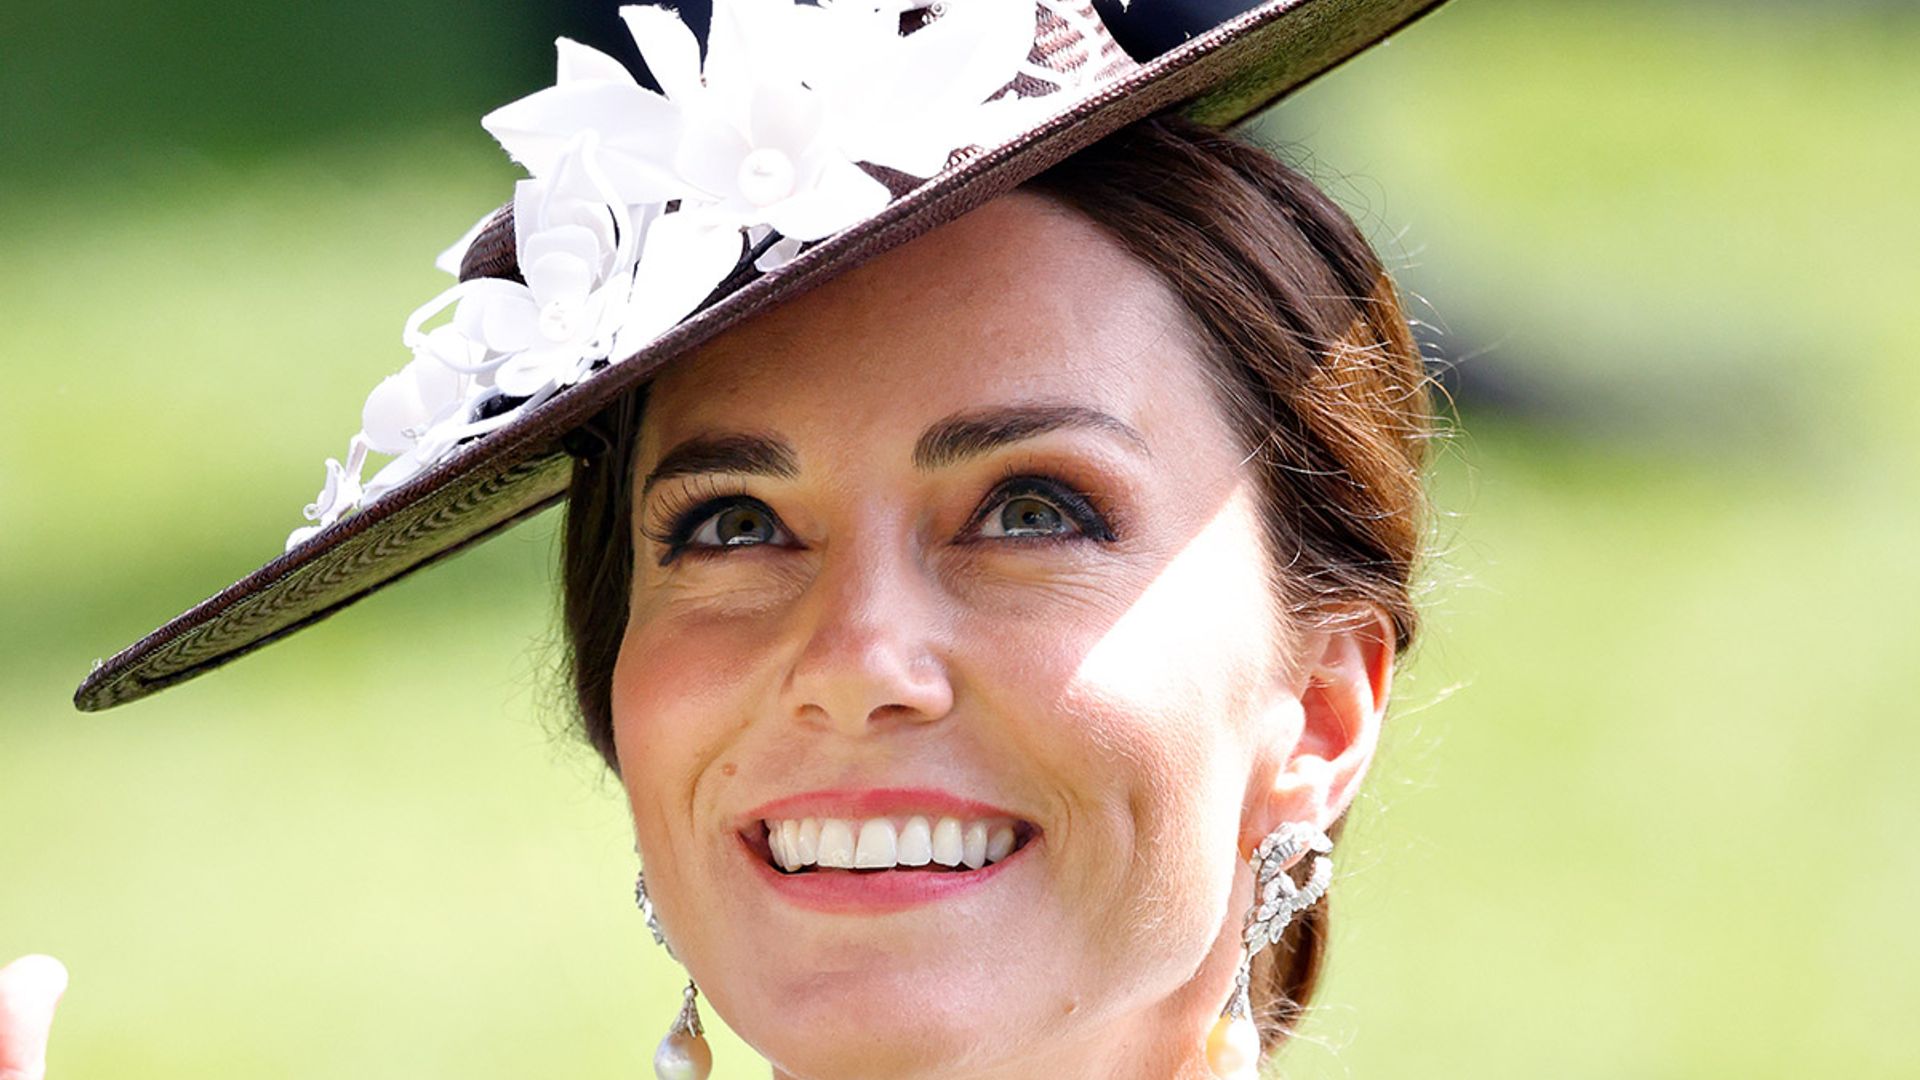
[{"left": 560, "top": 113, "right": 1432, "bottom": 1062}]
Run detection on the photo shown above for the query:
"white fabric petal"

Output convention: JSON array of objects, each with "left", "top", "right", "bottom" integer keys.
[
  {"left": 362, "top": 444, "right": 434, "bottom": 504},
  {"left": 748, "top": 81, "right": 825, "bottom": 156},
  {"left": 672, "top": 102, "right": 754, "bottom": 200},
  {"left": 493, "top": 350, "right": 566, "bottom": 398},
  {"left": 362, "top": 374, "right": 425, "bottom": 456},
  {"left": 526, "top": 251, "right": 595, "bottom": 313},
  {"left": 762, "top": 157, "right": 889, "bottom": 241},
  {"left": 523, "top": 225, "right": 605, "bottom": 280},
  {"left": 968, "top": 92, "right": 1060, "bottom": 151},
  {"left": 619, "top": 5, "right": 704, "bottom": 101},
  {"left": 449, "top": 281, "right": 516, "bottom": 343},
  {"left": 434, "top": 209, "right": 497, "bottom": 277},
  {"left": 813, "top": 1, "right": 1038, "bottom": 176},
  {"left": 301, "top": 434, "right": 369, "bottom": 526},
  {"left": 705, "top": 0, "right": 808, "bottom": 100},
  {"left": 898, "top": 1, "right": 1036, "bottom": 111},
  {"left": 555, "top": 37, "right": 637, "bottom": 86},
  {"left": 623, "top": 211, "right": 744, "bottom": 346},
  {"left": 475, "top": 289, "right": 542, "bottom": 354},
  {"left": 363, "top": 346, "right": 468, "bottom": 455},
  {"left": 483, "top": 82, "right": 687, "bottom": 202}
]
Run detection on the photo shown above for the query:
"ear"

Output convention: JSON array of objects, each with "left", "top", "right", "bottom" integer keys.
[{"left": 1242, "top": 606, "right": 1395, "bottom": 856}]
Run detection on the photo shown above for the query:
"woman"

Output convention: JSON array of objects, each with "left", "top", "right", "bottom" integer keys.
[{"left": 29, "top": 2, "right": 1444, "bottom": 1077}]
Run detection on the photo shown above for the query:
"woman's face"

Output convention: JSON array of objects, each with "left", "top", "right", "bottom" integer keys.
[{"left": 612, "top": 193, "right": 1311, "bottom": 1079}]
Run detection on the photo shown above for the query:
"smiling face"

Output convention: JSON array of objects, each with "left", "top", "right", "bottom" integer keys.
[{"left": 610, "top": 192, "right": 1312, "bottom": 1080}]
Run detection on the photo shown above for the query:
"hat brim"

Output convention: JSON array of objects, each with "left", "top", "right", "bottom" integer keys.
[{"left": 74, "top": 0, "right": 1447, "bottom": 712}]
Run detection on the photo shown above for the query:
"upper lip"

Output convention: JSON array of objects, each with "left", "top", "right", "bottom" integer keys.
[{"left": 737, "top": 786, "right": 1036, "bottom": 830}]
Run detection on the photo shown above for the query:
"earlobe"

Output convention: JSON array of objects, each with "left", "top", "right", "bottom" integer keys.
[{"left": 1248, "top": 608, "right": 1394, "bottom": 847}]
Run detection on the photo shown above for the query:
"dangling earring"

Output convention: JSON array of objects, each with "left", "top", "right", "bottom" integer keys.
[
  {"left": 636, "top": 868, "right": 714, "bottom": 1080},
  {"left": 1204, "top": 821, "right": 1334, "bottom": 1080}
]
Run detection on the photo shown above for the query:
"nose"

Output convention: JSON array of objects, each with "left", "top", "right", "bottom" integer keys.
[{"left": 780, "top": 533, "right": 954, "bottom": 735}]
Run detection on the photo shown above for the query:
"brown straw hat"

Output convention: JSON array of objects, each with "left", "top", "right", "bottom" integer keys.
[{"left": 73, "top": 0, "right": 1445, "bottom": 712}]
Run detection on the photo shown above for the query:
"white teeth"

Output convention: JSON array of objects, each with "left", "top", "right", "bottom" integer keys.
[
  {"left": 962, "top": 821, "right": 988, "bottom": 870},
  {"left": 854, "top": 819, "right": 899, "bottom": 868},
  {"left": 795, "top": 818, "right": 820, "bottom": 865},
  {"left": 931, "top": 817, "right": 964, "bottom": 866},
  {"left": 986, "top": 824, "right": 1015, "bottom": 863},
  {"left": 816, "top": 819, "right": 856, "bottom": 868},
  {"left": 779, "top": 820, "right": 802, "bottom": 871},
  {"left": 762, "top": 813, "right": 1026, "bottom": 871},
  {"left": 897, "top": 816, "right": 933, "bottom": 866},
  {"left": 768, "top": 821, "right": 789, "bottom": 868}
]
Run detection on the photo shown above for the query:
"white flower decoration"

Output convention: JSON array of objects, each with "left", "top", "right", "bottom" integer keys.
[
  {"left": 797, "top": 0, "right": 1044, "bottom": 177},
  {"left": 481, "top": 36, "right": 690, "bottom": 205},
  {"left": 355, "top": 324, "right": 482, "bottom": 506},
  {"left": 478, "top": 144, "right": 641, "bottom": 396},
  {"left": 285, "top": 435, "right": 369, "bottom": 549},
  {"left": 287, "top": 0, "right": 1101, "bottom": 551}
]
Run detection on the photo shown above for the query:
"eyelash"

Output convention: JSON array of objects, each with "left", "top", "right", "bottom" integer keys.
[
  {"left": 960, "top": 469, "right": 1118, "bottom": 546},
  {"left": 640, "top": 471, "right": 1117, "bottom": 565},
  {"left": 640, "top": 478, "right": 766, "bottom": 565}
]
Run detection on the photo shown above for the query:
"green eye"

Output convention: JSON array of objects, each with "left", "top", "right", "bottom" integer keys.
[
  {"left": 985, "top": 494, "right": 1069, "bottom": 538},
  {"left": 973, "top": 475, "right": 1116, "bottom": 542},
  {"left": 693, "top": 503, "right": 783, "bottom": 547}
]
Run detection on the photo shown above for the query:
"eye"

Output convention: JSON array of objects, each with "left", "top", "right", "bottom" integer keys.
[
  {"left": 646, "top": 494, "right": 796, "bottom": 564},
  {"left": 686, "top": 499, "right": 789, "bottom": 549},
  {"left": 972, "top": 477, "right": 1114, "bottom": 542},
  {"left": 981, "top": 493, "right": 1068, "bottom": 538}
]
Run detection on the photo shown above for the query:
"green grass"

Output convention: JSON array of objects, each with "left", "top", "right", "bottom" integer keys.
[{"left": 5, "top": 2, "right": 1917, "bottom": 1076}]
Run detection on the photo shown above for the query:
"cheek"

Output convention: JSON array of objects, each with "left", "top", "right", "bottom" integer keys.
[
  {"left": 962, "top": 498, "right": 1279, "bottom": 985},
  {"left": 1074, "top": 495, "right": 1284, "bottom": 717},
  {"left": 608, "top": 605, "right": 773, "bottom": 865}
]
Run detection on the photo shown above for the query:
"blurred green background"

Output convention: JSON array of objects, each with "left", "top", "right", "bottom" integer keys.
[{"left": 4, "top": 0, "right": 1916, "bottom": 1076}]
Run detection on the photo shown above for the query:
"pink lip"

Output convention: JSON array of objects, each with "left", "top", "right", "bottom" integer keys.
[
  {"left": 737, "top": 830, "right": 1037, "bottom": 913},
  {"left": 738, "top": 786, "right": 1031, "bottom": 829}
]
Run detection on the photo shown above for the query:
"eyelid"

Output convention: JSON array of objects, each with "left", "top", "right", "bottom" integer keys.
[
  {"left": 964, "top": 474, "right": 1116, "bottom": 543},
  {"left": 641, "top": 487, "right": 796, "bottom": 565}
]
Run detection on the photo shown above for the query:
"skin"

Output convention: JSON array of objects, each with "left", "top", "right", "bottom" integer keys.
[
  {"left": 0, "top": 195, "right": 1391, "bottom": 1077},
  {"left": 613, "top": 192, "right": 1392, "bottom": 1080}
]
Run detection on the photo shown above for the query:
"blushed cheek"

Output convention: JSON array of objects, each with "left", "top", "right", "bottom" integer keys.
[{"left": 608, "top": 615, "right": 755, "bottom": 850}]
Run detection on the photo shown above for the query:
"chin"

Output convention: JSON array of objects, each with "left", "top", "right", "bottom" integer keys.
[
  {"left": 756, "top": 1025, "right": 1010, "bottom": 1080},
  {"left": 728, "top": 963, "right": 1027, "bottom": 1080}
]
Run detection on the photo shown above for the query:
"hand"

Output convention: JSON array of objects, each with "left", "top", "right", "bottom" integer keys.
[{"left": 0, "top": 955, "right": 67, "bottom": 1080}]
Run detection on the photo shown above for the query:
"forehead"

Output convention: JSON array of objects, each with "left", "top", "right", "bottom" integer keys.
[{"left": 641, "top": 191, "right": 1219, "bottom": 456}]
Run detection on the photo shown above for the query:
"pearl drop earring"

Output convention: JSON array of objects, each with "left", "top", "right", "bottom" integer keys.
[
  {"left": 1204, "top": 821, "right": 1333, "bottom": 1080},
  {"left": 636, "top": 868, "right": 714, "bottom": 1080}
]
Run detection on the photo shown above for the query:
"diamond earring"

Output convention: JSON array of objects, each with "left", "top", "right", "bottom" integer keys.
[
  {"left": 636, "top": 868, "right": 712, "bottom": 1080},
  {"left": 1204, "top": 821, "right": 1334, "bottom": 1080}
]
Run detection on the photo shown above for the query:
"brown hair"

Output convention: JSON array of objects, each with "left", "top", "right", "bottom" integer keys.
[{"left": 560, "top": 113, "right": 1430, "bottom": 1065}]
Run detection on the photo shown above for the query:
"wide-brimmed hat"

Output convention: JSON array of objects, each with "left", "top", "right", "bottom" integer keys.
[{"left": 73, "top": 0, "right": 1446, "bottom": 712}]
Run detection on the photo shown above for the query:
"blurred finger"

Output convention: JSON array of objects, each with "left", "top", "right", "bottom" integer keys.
[{"left": 0, "top": 954, "right": 68, "bottom": 1080}]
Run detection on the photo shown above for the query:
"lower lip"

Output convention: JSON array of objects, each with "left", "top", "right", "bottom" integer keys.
[{"left": 740, "top": 834, "right": 1035, "bottom": 913}]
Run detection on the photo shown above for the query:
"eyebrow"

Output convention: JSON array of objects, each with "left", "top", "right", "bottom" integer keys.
[
  {"left": 639, "top": 404, "right": 1147, "bottom": 496},
  {"left": 912, "top": 404, "right": 1148, "bottom": 470},
  {"left": 639, "top": 432, "right": 799, "bottom": 496}
]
